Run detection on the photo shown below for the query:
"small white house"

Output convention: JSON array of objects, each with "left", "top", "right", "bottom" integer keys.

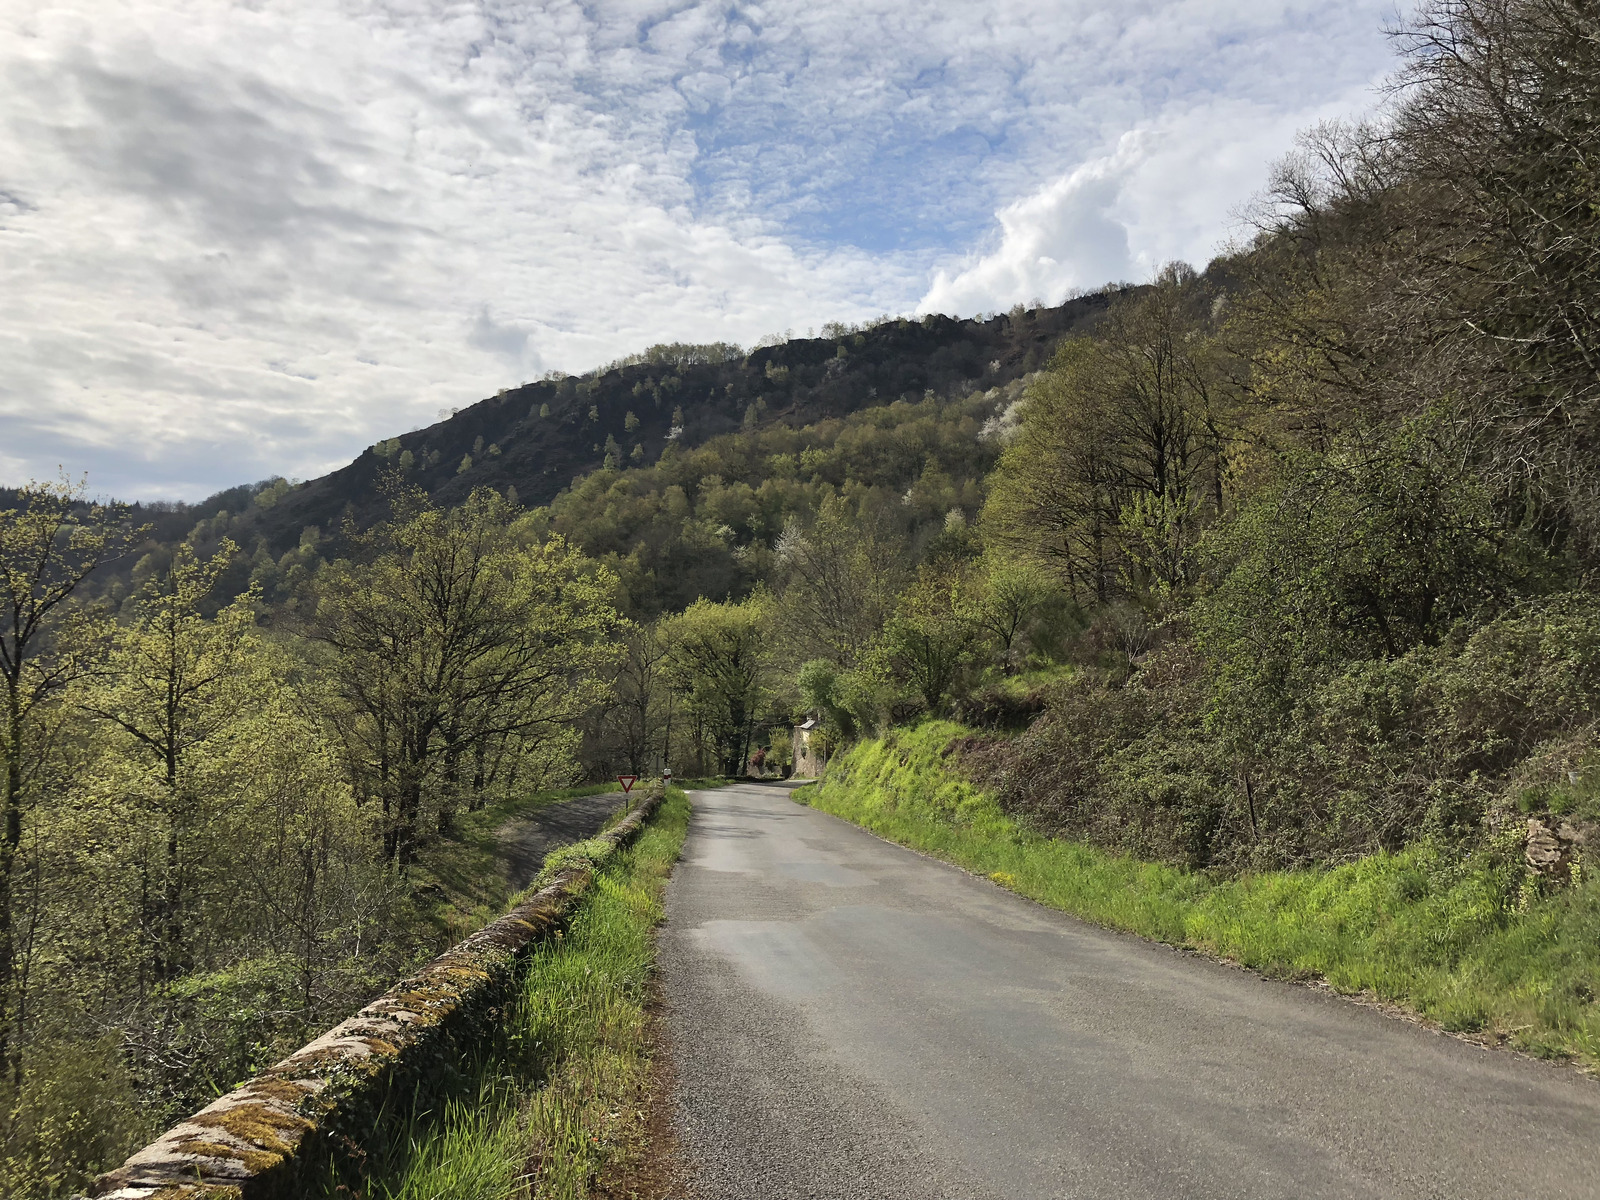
[{"left": 792, "top": 717, "right": 824, "bottom": 778}]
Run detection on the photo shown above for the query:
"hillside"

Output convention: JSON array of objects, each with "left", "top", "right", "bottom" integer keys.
[{"left": 236, "top": 295, "right": 1115, "bottom": 553}]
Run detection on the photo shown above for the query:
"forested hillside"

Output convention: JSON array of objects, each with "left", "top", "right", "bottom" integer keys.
[
  {"left": 219, "top": 293, "right": 1111, "bottom": 558},
  {"left": 4, "top": 0, "right": 1600, "bottom": 1193}
]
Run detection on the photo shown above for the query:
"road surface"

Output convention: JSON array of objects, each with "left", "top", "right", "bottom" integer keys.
[
  {"left": 658, "top": 781, "right": 1600, "bottom": 1199},
  {"left": 497, "top": 790, "right": 626, "bottom": 890}
]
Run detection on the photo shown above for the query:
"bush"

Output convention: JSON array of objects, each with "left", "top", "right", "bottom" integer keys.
[
  {"left": 961, "top": 591, "right": 1600, "bottom": 874},
  {"left": 950, "top": 682, "right": 1049, "bottom": 731},
  {"left": 0, "top": 1039, "right": 154, "bottom": 1199}
]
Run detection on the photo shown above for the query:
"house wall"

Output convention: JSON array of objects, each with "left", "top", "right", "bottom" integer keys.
[{"left": 791, "top": 727, "right": 822, "bottom": 778}]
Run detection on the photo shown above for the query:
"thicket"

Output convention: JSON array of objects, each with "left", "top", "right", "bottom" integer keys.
[
  {"left": 0, "top": 483, "right": 623, "bottom": 1197},
  {"left": 952, "top": 0, "right": 1600, "bottom": 883}
]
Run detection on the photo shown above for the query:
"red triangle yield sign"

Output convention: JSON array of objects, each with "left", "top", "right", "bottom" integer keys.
[{"left": 618, "top": 774, "right": 638, "bottom": 793}]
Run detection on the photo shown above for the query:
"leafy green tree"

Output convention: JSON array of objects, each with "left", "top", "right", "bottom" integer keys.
[
  {"left": 878, "top": 563, "right": 979, "bottom": 714},
  {"left": 774, "top": 497, "right": 903, "bottom": 667},
  {"left": 985, "top": 268, "right": 1233, "bottom": 602},
  {"left": 78, "top": 543, "right": 255, "bottom": 985},
  {"left": 662, "top": 594, "right": 773, "bottom": 776},
  {"left": 971, "top": 552, "right": 1060, "bottom": 673},
  {"left": 0, "top": 481, "right": 133, "bottom": 1076},
  {"left": 315, "top": 488, "right": 620, "bottom": 863}
]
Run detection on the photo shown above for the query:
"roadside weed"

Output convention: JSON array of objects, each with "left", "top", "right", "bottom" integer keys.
[{"left": 349, "top": 790, "right": 688, "bottom": 1200}]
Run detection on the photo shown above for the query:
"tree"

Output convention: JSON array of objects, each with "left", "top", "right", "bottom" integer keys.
[
  {"left": 879, "top": 563, "right": 978, "bottom": 714},
  {"left": 774, "top": 497, "right": 903, "bottom": 667},
  {"left": 0, "top": 481, "right": 133, "bottom": 1077},
  {"left": 315, "top": 488, "right": 620, "bottom": 864},
  {"left": 985, "top": 267, "right": 1235, "bottom": 602},
  {"left": 78, "top": 543, "right": 255, "bottom": 986},
  {"left": 971, "top": 553, "right": 1060, "bottom": 673},
  {"left": 1394, "top": 0, "right": 1600, "bottom": 543},
  {"left": 609, "top": 623, "right": 668, "bottom": 775},
  {"left": 662, "top": 594, "right": 772, "bottom": 776},
  {"left": 1192, "top": 415, "right": 1520, "bottom": 747}
]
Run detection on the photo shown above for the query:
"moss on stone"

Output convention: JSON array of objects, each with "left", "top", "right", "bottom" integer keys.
[{"left": 188, "top": 1102, "right": 311, "bottom": 1158}]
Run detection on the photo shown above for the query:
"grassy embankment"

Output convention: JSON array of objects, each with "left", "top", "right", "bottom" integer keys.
[
  {"left": 350, "top": 786, "right": 690, "bottom": 1200},
  {"left": 800, "top": 723, "right": 1600, "bottom": 1070}
]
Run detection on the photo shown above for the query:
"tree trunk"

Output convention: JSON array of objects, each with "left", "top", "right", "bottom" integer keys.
[{"left": 0, "top": 695, "right": 22, "bottom": 1081}]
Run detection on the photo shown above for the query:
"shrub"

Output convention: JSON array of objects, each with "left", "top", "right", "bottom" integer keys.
[{"left": 0, "top": 1038, "right": 154, "bottom": 1199}]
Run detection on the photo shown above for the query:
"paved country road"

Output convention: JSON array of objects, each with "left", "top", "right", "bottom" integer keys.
[
  {"left": 658, "top": 781, "right": 1600, "bottom": 1200},
  {"left": 497, "top": 790, "right": 625, "bottom": 890}
]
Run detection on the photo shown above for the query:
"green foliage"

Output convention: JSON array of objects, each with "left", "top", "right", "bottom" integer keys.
[
  {"left": 983, "top": 267, "right": 1233, "bottom": 604},
  {"left": 796, "top": 659, "right": 838, "bottom": 717},
  {"left": 877, "top": 563, "right": 979, "bottom": 715},
  {"left": 17, "top": 8, "right": 1600, "bottom": 1182},
  {"left": 1193, "top": 418, "right": 1526, "bottom": 726},
  {"left": 535, "top": 390, "right": 995, "bottom": 616},
  {"left": 315, "top": 487, "right": 622, "bottom": 862},
  {"left": 0, "top": 480, "right": 634, "bottom": 1195},
  {"left": 0, "top": 1037, "right": 154, "bottom": 1199},
  {"left": 967, "top": 550, "right": 1069, "bottom": 673},
  {"left": 661, "top": 594, "right": 774, "bottom": 776}
]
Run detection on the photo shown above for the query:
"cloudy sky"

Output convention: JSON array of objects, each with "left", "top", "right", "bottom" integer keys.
[{"left": 1, "top": 1, "right": 1399, "bottom": 500}]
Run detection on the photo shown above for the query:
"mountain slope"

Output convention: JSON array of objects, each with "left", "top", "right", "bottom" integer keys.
[{"left": 242, "top": 295, "right": 1116, "bottom": 552}]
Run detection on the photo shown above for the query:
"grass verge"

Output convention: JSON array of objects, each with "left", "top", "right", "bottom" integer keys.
[
  {"left": 347, "top": 786, "right": 690, "bottom": 1200},
  {"left": 801, "top": 722, "right": 1600, "bottom": 1071}
]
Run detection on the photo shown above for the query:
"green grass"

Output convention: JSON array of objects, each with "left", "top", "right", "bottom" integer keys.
[
  {"left": 984, "top": 662, "right": 1077, "bottom": 695},
  {"left": 349, "top": 787, "right": 690, "bottom": 1200},
  {"left": 801, "top": 723, "right": 1600, "bottom": 1070},
  {"left": 413, "top": 784, "right": 625, "bottom": 943}
]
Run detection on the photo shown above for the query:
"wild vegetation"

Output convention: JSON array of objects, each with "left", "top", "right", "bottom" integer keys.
[
  {"left": 3, "top": 0, "right": 1599, "bottom": 1194},
  {"left": 0, "top": 482, "right": 625, "bottom": 1196}
]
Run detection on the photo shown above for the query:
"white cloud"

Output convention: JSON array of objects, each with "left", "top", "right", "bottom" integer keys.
[
  {"left": 921, "top": 79, "right": 1391, "bottom": 313},
  {"left": 921, "top": 135, "right": 1147, "bottom": 315},
  {"left": 0, "top": 0, "right": 1397, "bottom": 499}
]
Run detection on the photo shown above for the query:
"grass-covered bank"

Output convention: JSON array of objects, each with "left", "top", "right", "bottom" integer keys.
[
  {"left": 336, "top": 786, "right": 690, "bottom": 1200},
  {"left": 801, "top": 725, "right": 1600, "bottom": 1070}
]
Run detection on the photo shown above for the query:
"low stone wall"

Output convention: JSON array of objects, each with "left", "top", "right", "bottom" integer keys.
[{"left": 86, "top": 785, "right": 665, "bottom": 1200}]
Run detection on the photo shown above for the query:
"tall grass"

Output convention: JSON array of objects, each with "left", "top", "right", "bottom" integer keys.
[
  {"left": 803, "top": 724, "right": 1600, "bottom": 1070},
  {"left": 344, "top": 788, "right": 690, "bottom": 1200}
]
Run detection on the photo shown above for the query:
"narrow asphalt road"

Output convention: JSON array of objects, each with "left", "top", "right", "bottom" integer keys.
[
  {"left": 658, "top": 781, "right": 1600, "bottom": 1200},
  {"left": 497, "top": 790, "right": 626, "bottom": 891}
]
